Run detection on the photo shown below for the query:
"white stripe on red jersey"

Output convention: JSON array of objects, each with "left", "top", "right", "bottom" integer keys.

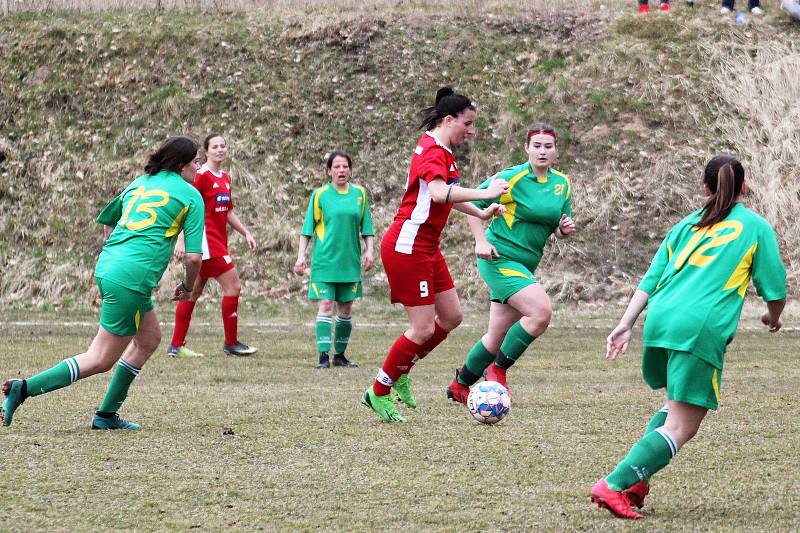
[{"left": 383, "top": 133, "right": 460, "bottom": 255}]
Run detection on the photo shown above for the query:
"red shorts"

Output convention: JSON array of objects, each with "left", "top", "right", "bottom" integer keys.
[
  {"left": 199, "top": 255, "right": 235, "bottom": 279},
  {"left": 381, "top": 240, "right": 454, "bottom": 306}
]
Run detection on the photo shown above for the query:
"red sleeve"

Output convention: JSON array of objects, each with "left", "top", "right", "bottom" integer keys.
[
  {"left": 193, "top": 172, "right": 207, "bottom": 194},
  {"left": 418, "top": 146, "right": 448, "bottom": 184}
]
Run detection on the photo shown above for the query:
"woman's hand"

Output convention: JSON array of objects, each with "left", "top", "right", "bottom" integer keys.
[
  {"left": 484, "top": 177, "right": 509, "bottom": 198},
  {"left": 761, "top": 312, "right": 782, "bottom": 333},
  {"left": 557, "top": 214, "right": 575, "bottom": 238},
  {"left": 362, "top": 251, "right": 374, "bottom": 271},
  {"left": 293, "top": 258, "right": 307, "bottom": 276},
  {"left": 606, "top": 323, "right": 632, "bottom": 360},
  {"left": 245, "top": 231, "right": 257, "bottom": 253},
  {"left": 475, "top": 239, "right": 499, "bottom": 260},
  {"left": 480, "top": 203, "right": 506, "bottom": 220},
  {"left": 173, "top": 240, "right": 186, "bottom": 260}
]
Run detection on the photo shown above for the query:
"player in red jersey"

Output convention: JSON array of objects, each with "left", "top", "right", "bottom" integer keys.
[
  {"left": 361, "top": 86, "right": 509, "bottom": 422},
  {"left": 168, "top": 134, "right": 258, "bottom": 358}
]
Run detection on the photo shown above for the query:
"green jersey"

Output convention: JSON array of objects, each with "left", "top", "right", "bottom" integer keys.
[
  {"left": 639, "top": 203, "right": 787, "bottom": 369},
  {"left": 474, "top": 163, "right": 572, "bottom": 272},
  {"left": 94, "top": 170, "right": 205, "bottom": 295},
  {"left": 301, "top": 183, "right": 374, "bottom": 283}
]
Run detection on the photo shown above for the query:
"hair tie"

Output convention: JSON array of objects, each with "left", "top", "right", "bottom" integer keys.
[{"left": 528, "top": 130, "right": 557, "bottom": 141}]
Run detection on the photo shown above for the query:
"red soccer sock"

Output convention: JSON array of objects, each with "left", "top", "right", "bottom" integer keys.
[
  {"left": 373, "top": 334, "right": 421, "bottom": 396},
  {"left": 170, "top": 300, "right": 196, "bottom": 347},
  {"left": 221, "top": 295, "right": 239, "bottom": 346},
  {"left": 416, "top": 321, "right": 449, "bottom": 361}
]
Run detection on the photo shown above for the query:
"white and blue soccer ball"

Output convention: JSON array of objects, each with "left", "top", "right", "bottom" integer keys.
[{"left": 467, "top": 380, "right": 511, "bottom": 424}]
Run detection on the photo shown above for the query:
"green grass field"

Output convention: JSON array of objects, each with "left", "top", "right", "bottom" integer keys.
[{"left": 2, "top": 304, "right": 798, "bottom": 531}]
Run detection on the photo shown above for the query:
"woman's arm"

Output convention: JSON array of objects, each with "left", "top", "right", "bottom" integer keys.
[
  {"left": 465, "top": 215, "right": 500, "bottom": 260},
  {"left": 293, "top": 235, "right": 311, "bottom": 275},
  {"left": 606, "top": 289, "right": 650, "bottom": 360},
  {"left": 427, "top": 176, "right": 509, "bottom": 204},
  {"left": 227, "top": 211, "right": 256, "bottom": 252},
  {"left": 362, "top": 236, "right": 375, "bottom": 271}
]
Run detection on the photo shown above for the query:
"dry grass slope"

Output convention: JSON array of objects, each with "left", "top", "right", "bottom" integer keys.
[{"left": 0, "top": 3, "right": 797, "bottom": 306}]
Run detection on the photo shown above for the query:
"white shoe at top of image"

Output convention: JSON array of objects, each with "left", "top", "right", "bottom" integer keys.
[
  {"left": 750, "top": 6, "right": 763, "bottom": 14},
  {"left": 721, "top": 6, "right": 732, "bottom": 12}
]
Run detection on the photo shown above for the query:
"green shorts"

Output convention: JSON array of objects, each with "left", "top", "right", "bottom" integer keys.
[
  {"left": 308, "top": 281, "right": 362, "bottom": 302},
  {"left": 476, "top": 257, "right": 537, "bottom": 304},
  {"left": 96, "top": 277, "right": 153, "bottom": 336},
  {"left": 642, "top": 346, "right": 722, "bottom": 410}
]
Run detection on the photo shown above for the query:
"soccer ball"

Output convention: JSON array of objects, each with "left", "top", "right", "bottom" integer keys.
[{"left": 467, "top": 380, "right": 511, "bottom": 424}]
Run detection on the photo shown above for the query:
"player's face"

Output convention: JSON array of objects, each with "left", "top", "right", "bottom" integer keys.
[
  {"left": 447, "top": 109, "right": 477, "bottom": 146},
  {"left": 526, "top": 134, "right": 557, "bottom": 170},
  {"left": 180, "top": 153, "right": 202, "bottom": 181},
  {"left": 206, "top": 136, "right": 227, "bottom": 164},
  {"left": 327, "top": 156, "right": 351, "bottom": 186}
]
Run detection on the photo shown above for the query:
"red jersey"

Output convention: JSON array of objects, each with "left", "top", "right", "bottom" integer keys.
[
  {"left": 194, "top": 164, "right": 233, "bottom": 259},
  {"left": 383, "top": 133, "right": 460, "bottom": 255}
]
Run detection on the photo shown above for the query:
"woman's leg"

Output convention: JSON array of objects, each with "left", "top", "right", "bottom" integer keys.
[
  {"left": 484, "top": 284, "right": 552, "bottom": 391},
  {"left": 593, "top": 400, "right": 708, "bottom": 518},
  {"left": 362, "top": 304, "right": 436, "bottom": 422},
  {"left": 2, "top": 326, "right": 132, "bottom": 427},
  {"left": 93, "top": 309, "right": 163, "bottom": 429},
  {"left": 217, "top": 267, "right": 241, "bottom": 346},
  {"left": 332, "top": 300, "right": 356, "bottom": 366},
  {"left": 446, "top": 302, "right": 521, "bottom": 404},
  {"left": 169, "top": 276, "right": 208, "bottom": 354},
  {"left": 314, "top": 299, "right": 334, "bottom": 367}
]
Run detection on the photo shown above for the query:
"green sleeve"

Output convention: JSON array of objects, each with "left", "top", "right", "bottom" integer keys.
[
  {"left": 300, "top": 191, "right": 316, "bottom": 237},
  {"left": 562, "top": 190, "right": 572, "bottom": 218},
  {"left": 96, "top": 193, "right": 124, "bottom": 227},
  {"left": 471, "top": 176, "right": 494, "bottom": 210},
  {"left": 360, "top": 188, "right": 375, "bottom": 237},
  {"left": 182, "top": 189, "right": 205, "bottom": 254},
  {"left": 637, "top": 229, "right": 674, "bottom": 294},
  {"left": 751, "top": 223, "right": 787, "bottom": 301}
]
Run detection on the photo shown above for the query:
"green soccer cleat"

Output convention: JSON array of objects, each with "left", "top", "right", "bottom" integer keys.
[
  {"left": 167, "top": 345, "right": 205, "bottom": 358},
  {"left": 361, "top": 388, "right": 406, "bottom": 423},
  {"left": 2, "top": 379, "right": 26, "bottom": 427},
  {"left": 91, "top": 413, "right": 141, "bottom": 430},
  {"left": 393, "top": 374, "right": 417, "bottom": 409}
]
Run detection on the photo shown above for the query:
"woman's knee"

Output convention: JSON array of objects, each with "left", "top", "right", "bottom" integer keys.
[
  {"left": 438, "top": 309, "right": 463, "bottom": 331},
  {"left": 318, "top": 300, "right": 334, "bottom": 315},
  {"left": 521, "top": 306, "right": 552, "bottom": 336},
  {"left": 411, "top": 322, "right": 436, "bottom": 343}
]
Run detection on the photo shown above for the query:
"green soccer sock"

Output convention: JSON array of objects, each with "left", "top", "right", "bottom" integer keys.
[
  {"left": 498, "top": 321, "right": 536, "bottom": 362},
  {"left": 334, "top": 316, "right": 352, "bottom": 355},
  {"left": 643, "top": 405, "right": 670, "bottom": 436},
  {"left": 459, "top": 340, "right": 495, "bottom": 385},
  {"left": 97, "top": 358, "right": 140, "bottom": 414},
  {"left": 315, "top": 315, "right": 332, "bottom": 354},
  {"left": 25, "top": 357, "right": 80, "bottom": 397},
  {"left": 605, "top": 428, "right": 678, "bottom": 491}
]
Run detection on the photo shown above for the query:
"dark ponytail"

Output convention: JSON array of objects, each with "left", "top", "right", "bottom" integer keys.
[
  {"left": 144, "top": 136, "right": 198, "bottom": 176},
  {"left": 697, "top": 155, "right": 745, "bottom": 228},
  {"left": 419, "top": 86, "right": 475, "bottom": 131}
]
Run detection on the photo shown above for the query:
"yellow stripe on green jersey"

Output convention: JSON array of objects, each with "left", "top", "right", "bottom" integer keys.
[
  {"left": 474, "top": 163, "right": 572, "bottom": 274},
  {"left": 639, "top": 203, "right": 786, "bottom": 370},
  {"left": 301, "top": 182, "right": 374, "bottom": 283}
]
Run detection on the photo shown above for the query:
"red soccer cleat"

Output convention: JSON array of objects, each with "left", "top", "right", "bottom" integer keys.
[
  {"left": 624, "top": 481, "right": 650, "bottom": 509},
  {"left": 638, "top": 3, "right": 650, "bottom": 13},
  {"left": 484, "top": 363, "right": 512, "bottom": 402},
  {"left": 659, "top": 2, "right": 671, "bottom": 10},
  {"left": 446, "top": 374, "right": 470, "bottom": 405},
  {"left": 591, "top": 479, "right": 645, "bottom": 520}
]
